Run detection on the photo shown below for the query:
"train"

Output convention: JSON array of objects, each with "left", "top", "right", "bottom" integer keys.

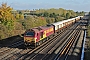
[{"left": 24, "top": 16, "right": 83, "bottom": 47}]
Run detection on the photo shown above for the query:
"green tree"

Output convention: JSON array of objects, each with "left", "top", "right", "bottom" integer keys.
[
  {"left": 50, "top": 13, "right": 56, "bottom": 18},
  {"left": 66, "top": 13, "right": 70, "bottom": 19},
  {"left": 43, "top": 12, "right": 49, "bottom": 17}
]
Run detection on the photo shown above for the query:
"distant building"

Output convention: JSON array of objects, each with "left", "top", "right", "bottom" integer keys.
[{"left": 11, "top": 10, "right": 36, "bottom": 18}]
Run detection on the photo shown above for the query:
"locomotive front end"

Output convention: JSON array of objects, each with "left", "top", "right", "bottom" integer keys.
[{"left": 24, "top": 31, "right": 36, "bottom": 47}]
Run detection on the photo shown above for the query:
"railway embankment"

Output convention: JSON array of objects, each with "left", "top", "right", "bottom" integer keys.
[{"left": 84, "top": 26, "right": 90, "bottom": 60}]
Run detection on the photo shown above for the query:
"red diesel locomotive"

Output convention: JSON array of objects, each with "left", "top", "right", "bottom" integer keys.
[{"left": 24, "top": 25, "right": 54, "bottom": 47}]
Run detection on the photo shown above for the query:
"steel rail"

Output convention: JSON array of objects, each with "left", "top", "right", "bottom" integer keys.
[{"left": 81, "top": 30, "right": 86, "bottom": 60}]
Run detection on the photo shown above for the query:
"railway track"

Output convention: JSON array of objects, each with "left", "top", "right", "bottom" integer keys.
[{"left": 54, "top": 26, "right": 81, "bottom": 60}]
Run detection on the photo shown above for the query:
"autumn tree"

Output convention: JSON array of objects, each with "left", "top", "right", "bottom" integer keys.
[
  {"left": 15, "top": 13, "right": 19, "bottom": 19},
  {"left": 15, "top": 13, "right": 24, "bottom": 20},
  {"left": 19, "top": 14, "right": 24, "bottom": 20},
  {"left": 0, "top": 3, "right": 15, "bottom": 30}
]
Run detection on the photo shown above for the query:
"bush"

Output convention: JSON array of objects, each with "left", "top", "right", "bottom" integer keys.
[{"left": 0, "top": 24, "right": 8, "bottom": 40}]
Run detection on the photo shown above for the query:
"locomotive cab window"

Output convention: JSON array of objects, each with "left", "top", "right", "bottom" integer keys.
[{"left": 25, "top": 32, "right": 34, "bottom": 36}]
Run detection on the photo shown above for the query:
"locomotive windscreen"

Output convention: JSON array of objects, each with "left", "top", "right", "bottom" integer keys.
[{"left": 25, "top": 32, "right": 34, "bottom": 36}]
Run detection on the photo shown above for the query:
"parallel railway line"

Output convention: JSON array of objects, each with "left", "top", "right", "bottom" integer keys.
[{"left": 54, "top": 26, "right": 81, "bottom": 60}]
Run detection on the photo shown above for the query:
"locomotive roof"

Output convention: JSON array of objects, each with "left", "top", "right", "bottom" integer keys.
[{"left": 27, "top": 25, "right": 53, "bottom": 33}]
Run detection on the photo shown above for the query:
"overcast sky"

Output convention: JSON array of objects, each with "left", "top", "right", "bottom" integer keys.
[{"left": 0, "top": 0, "right": 90, "bottom": 12}]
